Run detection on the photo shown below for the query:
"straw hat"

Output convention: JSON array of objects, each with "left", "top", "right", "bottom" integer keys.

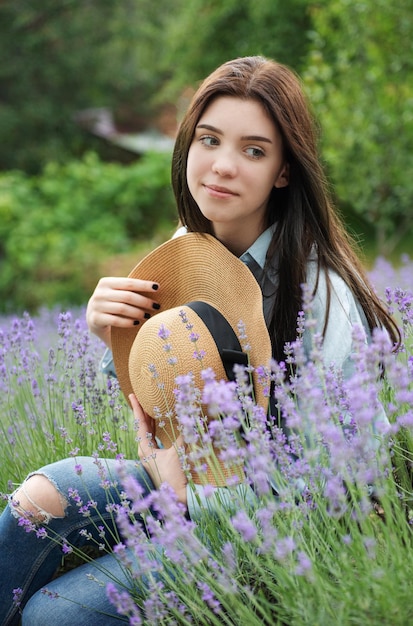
[{"left": 111, "top": 232, "right": 272, "bottom": 486}]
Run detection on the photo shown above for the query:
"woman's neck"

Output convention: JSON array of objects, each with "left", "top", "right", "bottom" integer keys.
[{"left": 213, "top": 222, "right": 266, "bottom": 257}]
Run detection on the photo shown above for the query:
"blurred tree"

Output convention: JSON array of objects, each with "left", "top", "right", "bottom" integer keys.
[
  {"left": 0, "top": 0, "right": 183, "bottom": 172},
  {"left": 0, "top": 152, "right": 175, "bottom": 312},
  {"left": 158, "top": 0, "right": 313, "bottom": 101},
  {"left": 304, "top": 0, "right": 413, "bottom": 254},
  {"left": 1, "top": 0, "right": 314, "bottom": 172}
]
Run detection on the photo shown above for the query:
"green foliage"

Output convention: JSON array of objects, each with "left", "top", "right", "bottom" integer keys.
[
  {"left": 2, "top": 0, "right": 413, "bottom": 259},
  {"left": 159, "top": 0, "right": 312, "bottom": 100},
  {"left": 0, "top": 152, "right": 175, "bottom": 312},
  {"left": 1, "top": 0, "right": 311, "bottom": 171},
  {"left": 0, "top": 0, "right": 179, "bottom": 172},
  {"left": 304, "top": 0, "right": 413, "bottom": 254}
]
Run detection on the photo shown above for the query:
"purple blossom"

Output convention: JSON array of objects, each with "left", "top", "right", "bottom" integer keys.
[
  {"left": 12, "top": 587, "right": 23, "bottom": 608},
  {"left": 102, "top": 431, "right": 118, "bottom": 453},
  {"left": 18, "top": 516, "right": 37, "bottom": 534},
  {"left": 36, "top": 527, "right": 48, "bottom": 539},
  {"left": 157, "top": 324, "right": 170, "bottom": 340},
  {"left": 62, "top": 541, "right": 73, "bottom": 554},
  {"left": 197, "top": 581, "right": 221, "bottom": 614},
  {"left": 106, "top": 583, "right": 142, "bottom": 621},
  {"left": 231, "top": 510, "right": 257, "bottom": 542},
  {"left": 295, "top": 550, "right": 312, "bottom": 576},
  {"left": 275, "top": 536, "right": 296, "bottom": 561},
  {"left": 174, "top": 372, "right": 203, "bottom": 446},
  {"left": 193, "top": 348, "right": 206, "bottom": 361},
  {"left": 117, "top": 474, "right": 145, "bottom": 512},
  {"left": 40, "top": 588, "right": 59, "bottom": 599},
  {"left": 202, "top": 378, "right": 240, "bottom": 418}
]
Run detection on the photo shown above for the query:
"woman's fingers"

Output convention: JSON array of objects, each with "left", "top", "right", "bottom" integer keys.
[
  {"left": 91, "top": 277, "right": 160, "bottom": 315},
  {"left": 130, "top": 394, "right": 157, "bottom": 458},
  {"left": 86, "top": 277, "right": 161, "bottom": 341}
]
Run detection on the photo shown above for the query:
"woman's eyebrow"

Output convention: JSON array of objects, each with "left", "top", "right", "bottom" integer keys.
[
  {"left": 196, "top": 123, "right": 273, "bottom": 144},
  {"left": 196, "top": 123, "right": 223, "bottom": 135},
  {"left": 241, "top": 134, "right": 273, "bottom": 144}
]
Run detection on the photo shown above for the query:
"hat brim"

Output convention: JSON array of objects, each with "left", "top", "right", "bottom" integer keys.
[{"left": 111, "top": 232, "right": 272, "bottom": 410}]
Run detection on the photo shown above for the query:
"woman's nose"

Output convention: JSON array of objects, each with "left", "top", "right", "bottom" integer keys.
[{"left": 211, "top": 150, "right": 237, "bottom": 177}]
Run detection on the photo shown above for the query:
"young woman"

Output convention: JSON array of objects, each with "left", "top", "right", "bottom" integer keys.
[{"left": 0, "top": 56, "right": 399, "bottom": 625}]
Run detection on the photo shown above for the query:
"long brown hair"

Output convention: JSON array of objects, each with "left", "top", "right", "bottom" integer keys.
[{"left": 171, "top": 56, "right": 400, "bottom": 361}]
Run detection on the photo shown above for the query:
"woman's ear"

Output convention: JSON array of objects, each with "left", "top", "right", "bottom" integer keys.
[{"left": 274, "top": 162, "right": 289, "bottom": 188}]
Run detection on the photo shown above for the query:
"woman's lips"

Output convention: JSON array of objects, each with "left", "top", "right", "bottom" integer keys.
[{"left": 203, "top": 184, "right": 238, "bottom": 198}]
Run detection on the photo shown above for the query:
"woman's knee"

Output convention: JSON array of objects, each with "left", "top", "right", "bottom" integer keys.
[{"left": 10, "top": 473, "right": 67, "bottom": 524}]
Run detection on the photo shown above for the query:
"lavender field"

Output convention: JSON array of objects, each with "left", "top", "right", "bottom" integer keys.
[{"left": 1, "top": 254, "right": 413, "bottom": 625}]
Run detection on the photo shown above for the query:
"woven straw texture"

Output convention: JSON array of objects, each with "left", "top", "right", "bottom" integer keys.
[
  {"left": 111, "top": 232, "right": 272, "bottom": 485},
  {"left": 129, "top": 304, "right": 244, "bottom": 486}
]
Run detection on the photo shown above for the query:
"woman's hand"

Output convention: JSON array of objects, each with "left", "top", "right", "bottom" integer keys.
[
  {"left": 130, "top": 393, "right": 188, "bottom": 506},
  {"left": 86, "top": 277, "right": 160, "bottom": 347}
]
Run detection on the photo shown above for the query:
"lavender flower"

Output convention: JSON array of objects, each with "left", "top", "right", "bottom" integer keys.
[
  {"left": 12, "top": 587, "right": 23, "bottom": 608},
  {"left": 106, "top": 583, "right": 142, "bottom": 622},
  {"left": 1, "top": 256, "right": 413, "bottom": 624},
  {"left": 231, "top": 510, "right": 257, "bottom": 542}
]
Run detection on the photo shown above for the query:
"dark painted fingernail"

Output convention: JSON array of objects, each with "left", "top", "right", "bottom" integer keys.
[
  {"left": 133, "top": 320, "right": 140, "bottom": 326},
  {"left": 144, "top": 312, "right": 151, "bottom": 319},
  {"left": 152, "top": 303, "right": 161, "bottom": 310},
  {"left": 152, "top": 283, "right": 159, "bottom": 291}
]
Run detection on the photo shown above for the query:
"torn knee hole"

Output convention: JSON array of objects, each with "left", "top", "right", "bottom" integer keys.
[{"left": 11, "top": 474, "right": 67, "bottom": 524}]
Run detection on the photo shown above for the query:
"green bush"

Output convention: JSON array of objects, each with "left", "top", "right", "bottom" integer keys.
[{"left": 0, "top": 152, "right": 175, "bottom": 312}]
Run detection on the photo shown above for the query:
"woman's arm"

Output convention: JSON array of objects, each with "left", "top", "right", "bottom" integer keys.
[{"left": 130, "top": 393, "right": 188, "bottom": 506}]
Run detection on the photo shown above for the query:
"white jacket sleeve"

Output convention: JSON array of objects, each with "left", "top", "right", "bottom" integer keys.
[
  {"left": 303, "top": 264, "right": 389, "bottom": 436},
  {"left": 305, "top": 266, "right": 369, "bottom": 375}
]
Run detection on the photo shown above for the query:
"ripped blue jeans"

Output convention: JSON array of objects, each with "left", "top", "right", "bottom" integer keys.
[{"left": 0, "top": 456, "right": 155, "bottom": 625}]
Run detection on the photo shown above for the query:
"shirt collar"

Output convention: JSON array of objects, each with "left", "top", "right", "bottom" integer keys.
[{"left": 239, "top": 224, "right": 275, "bottom": 269}]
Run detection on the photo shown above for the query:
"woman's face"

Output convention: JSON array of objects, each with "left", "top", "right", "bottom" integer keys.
[{"left": 187, "top": 96, "right": 288, "bottom": 251}]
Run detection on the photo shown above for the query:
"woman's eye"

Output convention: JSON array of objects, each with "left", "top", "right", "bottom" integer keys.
[
  {"left": 200, "top": 135, "right": 219, "bottom": 147},
  {"left": 245, "top": 146, "right": 265, "bottom": 159}
]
